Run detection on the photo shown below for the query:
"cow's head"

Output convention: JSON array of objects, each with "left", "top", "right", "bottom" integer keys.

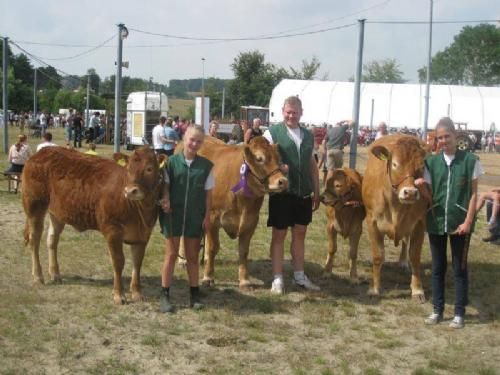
[
  {"left": 243, "top": 136, "right": 288, "bottom": 193},
  {"left": 320, "top": 169, "right": 353, "bottom": 206},
  {"left": 372, "top": 137, "right": 427, "bottom": 204},
  {"left": 121, "top": 147, "right": 161, "bottom": 201}
]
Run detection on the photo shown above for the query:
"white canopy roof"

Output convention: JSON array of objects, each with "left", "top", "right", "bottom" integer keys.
[{"left": 269, "top": 79, "right": 500, "bottom": 132}]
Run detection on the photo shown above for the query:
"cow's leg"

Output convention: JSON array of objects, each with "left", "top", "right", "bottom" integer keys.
[
  {"left": 105, "top": 234, "right": 126, "bottom": 304},
  {"left": 129, "top": 243, "right": 146, "bottom": 302},
  {"left": 409, "top": 221, "right": 426, "bottom": 302},
  {"left": 29, "top": 215, "right": 46, "bottom": 284},
  {"left": 324, "top": 223, "right": 337, "bottom": 274},
  {"left": 238, "top": 218, "right": 258, "bottom": 289},
  {"left": 47, "top": 214, "right": 65, "bottom": 282},
  {"left": 366, "top": 216, "right": 385, "bottom": 296},
  {"left": 202, "top": 225, "right": 220, "bottom": 287},
  {"left": 348, "top": 227, "right": 362, "bottom": 283},
  {"left": 399, "top": 240, "right": 410, "bottom": 271}
]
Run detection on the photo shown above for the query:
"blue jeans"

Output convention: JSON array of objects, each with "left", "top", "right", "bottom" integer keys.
[{"left": 428, "top": 233, "right": 469, "bottom": 317}]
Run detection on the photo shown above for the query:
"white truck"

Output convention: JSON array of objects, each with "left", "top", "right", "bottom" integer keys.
[{"left": 125, "top": 91, "right": 168, "bottom": 149}]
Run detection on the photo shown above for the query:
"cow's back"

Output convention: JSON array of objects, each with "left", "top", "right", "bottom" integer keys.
[{"left": 23, "top": 147, "right": 127, "bottom": 231}]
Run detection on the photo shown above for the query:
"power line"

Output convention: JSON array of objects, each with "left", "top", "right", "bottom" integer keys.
[
  {"left": 38, "top": 35, "right": 115, "bottom": 61},
  {"left": 366, "top": 19, "right": 498, "bottom": 24},
  {"left": 128, "top": 22, "right": 357, "bottom": 41}
]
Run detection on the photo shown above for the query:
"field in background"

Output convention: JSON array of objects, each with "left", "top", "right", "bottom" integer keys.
[
  {"left": 0, "top": 127, "right": 499, "bottom": 374},
  {"left": 169, "top": 98, "right": 194, "bottom": 118}
]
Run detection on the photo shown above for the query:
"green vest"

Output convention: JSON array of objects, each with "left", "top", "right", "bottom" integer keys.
[
  {"left": 425, "top": 150, "right": 477, "bottom": 234},
  {"left": 269, "top": 123, "right": 314, "bottom": 197},
  {"left": 159, "top": 153, "right": 213, "bottom": 238}
]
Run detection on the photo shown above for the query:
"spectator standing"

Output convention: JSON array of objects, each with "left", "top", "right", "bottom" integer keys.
[
  {"left": 39, "top": 112, "right": 47, "bottom": 137},
  {"left": 73, "top": 112, "right": 83, "bottom": 148},
  {"left": 262, "top": 96, "right": 321, "bottom": 294},
  {"left": 163, "top": 117, "right": 179, "bottom": 156},
  {"left": 244, "top": 118, "right": 263, "bottom": 144},
  {"left": 322, "top": 120, "right": 353, "bottom": 183},
  {"left": 88, "top": 112, "right": 101, "bottom": 143},
  {"left": 152, "top": 116, "right": 168, "bottom": 155},
  {"left": 375, "top": 121, "right": 388, "bottom": 140},
  {"left": 209, "top": 120, "right": 219, "bottom": 138},
  {"left": 65, "top": 109, "right": 74, "bottom": 145}
]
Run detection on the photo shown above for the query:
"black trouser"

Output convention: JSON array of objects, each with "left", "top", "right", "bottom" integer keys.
[
  {"left": 74, "top": 126, "right": 82, "bottom": 148},
  {"left": 428, "top": 233, "right": 469, "bottom": 317}
]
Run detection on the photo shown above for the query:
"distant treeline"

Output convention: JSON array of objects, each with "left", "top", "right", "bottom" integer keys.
[{"left": 168, "top": 78, "right": 230, "bottom": 99}]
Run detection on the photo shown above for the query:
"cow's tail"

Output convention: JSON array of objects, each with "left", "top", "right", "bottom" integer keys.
[{"left": 23, "top": 219, "right": 30, "bottom": 246}]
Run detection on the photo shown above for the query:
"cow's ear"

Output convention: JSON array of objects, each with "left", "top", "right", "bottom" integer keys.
[
  {"left": 113, "top": 152, "right": 129, "bottom": 167},
  {"left": 243, "top": 144, "right": 254, "bottom": 162},
  {"left": 371, "top": 146, "right": 390, "bottom": 161}
]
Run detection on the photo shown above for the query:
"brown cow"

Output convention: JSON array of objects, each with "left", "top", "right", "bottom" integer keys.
[
  {"left": 320, "top": 168, "right": 365, "bottom": 281},
  {"left": 362, "top": 134, "right": 429, "bottom": 301},
  {"left": 197, "top": 136, "right": 288, "bottom": 288},
  {"left": 22, "top": 146, "right": 162, "bottom": 304}
]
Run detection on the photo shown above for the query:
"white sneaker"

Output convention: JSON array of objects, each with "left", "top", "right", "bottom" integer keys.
[
  {"left": 293, "top": 274, "right": 320, "bottom": 291},
  {"left": 270, "top": 278, "right": 285, "bottom": 295},
  {"left": 449, "top": 316, "right": 464, "bottom": 329},
  {"left": 424, "top": 312, "right": 443, "bottom": 325}
]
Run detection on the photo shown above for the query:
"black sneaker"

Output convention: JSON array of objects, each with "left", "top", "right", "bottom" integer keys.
[{"left": 159, "top": 292, "right": 175, "bottom": 313}]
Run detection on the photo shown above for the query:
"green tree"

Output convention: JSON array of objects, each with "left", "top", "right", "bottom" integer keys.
[
  {"left": 227, "top": 50, "right": 285, "bottom": 116},
  {"left": 289, "top": 56, "right": 321, "bottom": 80},
  {"left": 418, "top": 24, "right": 500, "bottom": 86},
  {"left": 86, "top": 68, "right": 101, "bottom": 95},
  {"left": 361, "top": 59, "right": 405, "bottom": 83}
]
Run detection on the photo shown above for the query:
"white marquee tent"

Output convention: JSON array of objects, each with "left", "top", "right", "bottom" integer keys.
[{"left": 269, "top": 79, "right": 500, "bottom": 132}]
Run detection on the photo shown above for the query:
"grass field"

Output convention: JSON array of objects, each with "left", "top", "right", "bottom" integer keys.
[
  {"left": 169, "top": 98, "right": 194, "bottom": 119},
  {"left": 0, "top": 127, "right": 499, "bottom": 374}
]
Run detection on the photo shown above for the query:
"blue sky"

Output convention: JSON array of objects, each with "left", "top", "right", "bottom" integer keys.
[{"left": 1, "top": 0, "right": 498, "bottom": 84}]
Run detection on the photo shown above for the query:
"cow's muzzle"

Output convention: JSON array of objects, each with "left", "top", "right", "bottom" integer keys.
[
  {"left": 124, "top": 185, "right": 145, "bottom": 200},
  {"left": 268, "top": 176, "right": 288, "bottom": 192},
  {"left": 398, "top": 187, "right": 420, "bottom": 204}
]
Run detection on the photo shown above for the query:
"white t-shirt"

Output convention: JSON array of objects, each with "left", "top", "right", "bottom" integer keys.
[
  {"left": 36, "top": 142, "right": 58, "bottom": 152},
  {"left": 263, "top": 126, "right": 303, "bottom": 152},
  {"left": 423, "top": 153, "right": 484, "bottom": 185},
  {"left": 152, "top": 124, "right": 165, "bottom": 150}
]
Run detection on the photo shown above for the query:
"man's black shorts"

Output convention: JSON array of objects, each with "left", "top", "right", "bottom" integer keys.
[{"left": 267, "top": 193, "right": 313, "bottom": 229}]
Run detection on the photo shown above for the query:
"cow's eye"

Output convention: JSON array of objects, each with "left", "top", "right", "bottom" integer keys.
[
  {"left": 392, "top": 162, "right": 398, "bottom": 169},
  {"left": 146, "top": 167, "right": 154, "bottom": 173}
]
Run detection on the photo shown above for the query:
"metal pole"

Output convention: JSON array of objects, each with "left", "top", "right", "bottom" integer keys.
[
  {"left": 33, "top": 68, "right": 37, "bottom": 125},
  {"left": 369, "top": 98, "right": 374, "bottom": 130},
  {"left": 2, "top": 37, "right": 8, "bottom": 154},
  {"left": 114, "top": 24, "right": 126, "bottom": 153},
  {"left": 85, "top": 74, "right": 90, "bottom": 128},
  {"left": 222, "top": 87, "right": 225, "bottom": 120},
  {"left": 423, "top": 0, "right": 433, "bottom": 141},
  {"left": 349, "top": 19, "right": 365, "bottom": 169},
  {"left": 201, "top": 57, "right": 205, "bottom": 127}
]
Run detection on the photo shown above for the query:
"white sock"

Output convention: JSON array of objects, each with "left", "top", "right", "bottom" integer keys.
[
  {"left": 273, "top": 274, "right": 283, "bottom": 282},
  {"left": 294, "top": 271, "right": 305, "bottom": 282}
]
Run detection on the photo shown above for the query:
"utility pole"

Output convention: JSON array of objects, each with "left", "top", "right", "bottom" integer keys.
[
  {"left": 423, "top": 0, "right": 433, "bottom": 141},
  {"left": 33, "top": 68, "right": 37, "bottom": 123},
  {"left": 2, "top": 37, "right": 8, "bottom": 154},
  {"left": 85, "top": 74, "right": 90, "bottom": 128},
  {"left": 201, "top": 57, "right": 205, "bottom": 128},
  {"left": 114, "top": 23, "right": 128, "bottom": 153},
  {"left": 221, "top": 87, "right": 225, "bottom": 120},
  {"left": 349, "top": 19, "right": 365, "bottom": 169}
]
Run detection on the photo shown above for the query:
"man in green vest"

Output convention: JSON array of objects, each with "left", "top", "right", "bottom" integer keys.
[{"left": 263, "top": 96, "right": 320, "bottom": 294}]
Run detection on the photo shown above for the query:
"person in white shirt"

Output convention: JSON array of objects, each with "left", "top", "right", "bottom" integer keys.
[
  {"left": 36, "top": 132, "right": 58, "bottom": 152},
  {"left": 152, "top": 116, "right": 168, "bottom": 155}
]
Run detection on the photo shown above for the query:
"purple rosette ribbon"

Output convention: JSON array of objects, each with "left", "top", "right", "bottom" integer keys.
[{"left": 231, "top": 161, "right": 253, "bottom": 197}]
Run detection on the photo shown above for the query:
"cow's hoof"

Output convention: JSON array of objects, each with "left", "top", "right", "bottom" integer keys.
[
  {"left": 202, "top": 279, "right": 215, "bottom": 288},
  {"left": 411, "top": 293, "right": 426, "bottom": 303},
  {"left": 367, "top": 287, "right": 380, "bottom": 297},
  {"left": 32, "top": 276, "right": 45, "bottom": 285},
  {"left": 50, "top": 274, "right": 62, "bottom": 283},
  {"left": 113, "top": 294, "right": 127, "bottom": 305},
  {"left": 239, "top": 280, "right": 253, "bottom": 290},
  {"left": 131, "top": 292, "right": 145, "bottom": 302}
]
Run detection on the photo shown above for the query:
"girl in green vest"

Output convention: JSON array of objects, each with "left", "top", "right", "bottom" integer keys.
[
  {"left": 159, "top": 126, "right": 214, "bottom": 313},
  {"left": 416, "top": 117, "right": 483, "bottom": 329}
]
